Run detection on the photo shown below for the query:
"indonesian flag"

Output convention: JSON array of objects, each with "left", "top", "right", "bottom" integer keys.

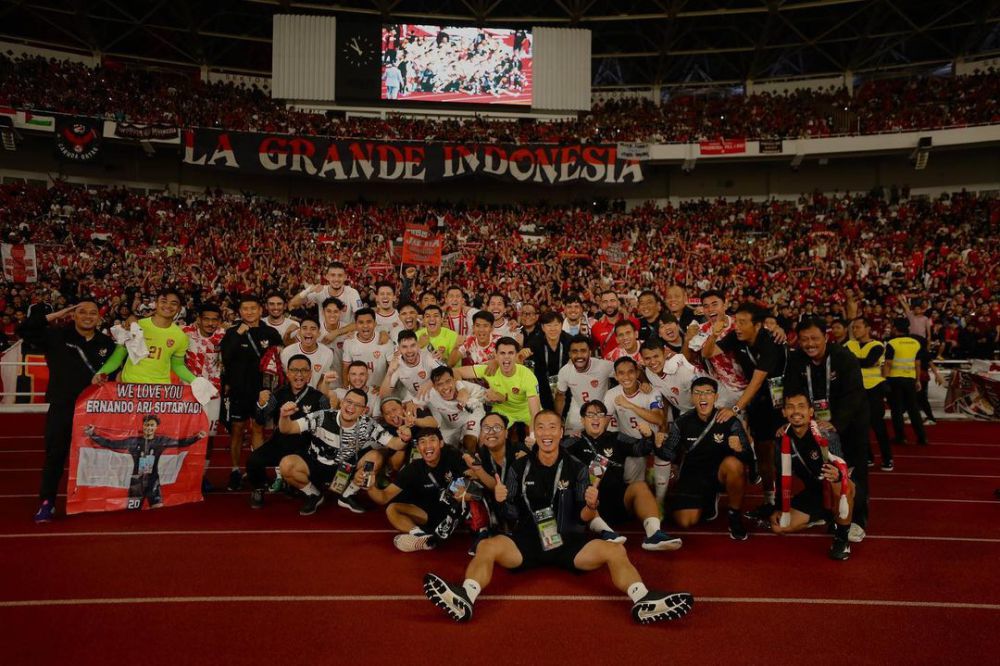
[
  {"left": 779, "top": 420, "right": 850, "bottom": 526},
  {"left": 1, "top": 243, "right": 38, "bottom": 283}
]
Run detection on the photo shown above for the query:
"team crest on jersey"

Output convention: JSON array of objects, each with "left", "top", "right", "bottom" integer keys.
[
  {"left": 373, "top": 351, "right": 381, "bottom": 358},
  {"left": 603, "top": 448, "right": 614, "bottom": 457},
  {"left": 512, "top": 387, "right": 520, "bottom": 394},
  {"left": 557, "top": 479, "right": 569, "bottom": 491},
  {"left": 810, "top": 450, "right": 820, "bottom": 460},
  {"left": 590, "top": 380, "right": 599, "bottom": 388},
  {"left": 303, "top": 405, "right": 313, "bottom": 413},
  {"left": 261, "top": 340, "right": 270, "bottom": 348},
  {"left": 98, "top": 348, "right": 108, "bottom": 357},
  {"left": 418, "top": 371, "right": 426, "bottom": 379},
  {"left": 671, "top": 387, "right": 679, "bottom": 395},
  {"left": 444, "top": 471, "right": 454, "bottom": 483},
  {"left": 314, "top": 364, "right": 322, "bottom": 372},
  {"left": 713, "top": 433, "right": 724, "bottom": 443},
  {"left": 166, "top": 339, "right": 174, "bottom": 348}
]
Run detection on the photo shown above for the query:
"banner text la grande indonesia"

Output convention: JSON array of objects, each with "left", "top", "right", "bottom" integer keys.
[{"left": 182, "top": 130, "right": 644, "bottom": 185}]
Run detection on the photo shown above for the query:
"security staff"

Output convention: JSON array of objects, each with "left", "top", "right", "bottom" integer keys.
[
  {"left": 783, "top": 318, "right": 869, "bottom": 542},
  {"left": 17, "top": 302, "right": 115, "bottom": 523},
  {"left": 847, "top": 317, "right": 893, "bottom": 470},
  {"left": 885, "top": 318, "right": 928, "bottom": 447}
]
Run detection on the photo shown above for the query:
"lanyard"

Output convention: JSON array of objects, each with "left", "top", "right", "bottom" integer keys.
[
  {"left": 521, "top": 458, "right": 564, "bottom": 514},
  {"left": 544, "top": 339, "right": 562, "bottom": 371},
  {"left": 65, "top": 342, "right": 98, "bottom": 375},
  {"left": 687, "top": 416, "right": 719, "bottom": 454},
  {"left": 805, "top": 356, "right": 831, "bottom": 404},
  {"left": 292, "top": 387, "right": 310, "bottom": 406},
  {"left": 245, "top": 326, "right": 262, "bottom": 358}
]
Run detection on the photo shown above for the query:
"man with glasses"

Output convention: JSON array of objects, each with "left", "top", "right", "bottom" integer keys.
[
  {"left": 659, "top": 377, "right": 752, "bottom": 540},
  {"left": 518, "top": 303, "right": 541, "bottom": 347},
  {"left": 564, "top": 400, "right": 681, "bottom": 551},
  {"left": 246, "top": 354, "right": 329, "bottom": 509},
  {"left": 277, "top": 388, "right": 412, "bottom": 515},
  {"left": 471, "top": 412, "right": 530, "bottom": 540},
  {"left": 423, "top": 410, "right": 694, "bottom": 625}
]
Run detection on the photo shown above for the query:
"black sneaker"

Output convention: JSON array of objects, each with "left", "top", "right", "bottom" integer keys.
[
  {"left": 423, "top": 573, "right": 473, "bottom": 622},
  {"left": 249, "top": 488, "right": 264, "bottom": 509},
  {"left": 468, "top": 530, "right": 488, "bottom": 557},
  {"left": 829, "top": 538, "right": 851, "bottom": 561},
  {"left": 299, "top": 493, "right": 325, "bottom": 516},
  {"left": 337, "top": 494, "right": 366, "bottom": 514},
  {"left": 631, "top": 591, "right": 694, "bottom": 624},
  {"left": 227, "top": 469, "right": 243, "bottom": 491},
  {"left": 744, "top": 503, "right": 775, "bottom": 528},
  {"left": 881, "top": 460, "right": 894, "bottom": 472},
  {"left": 728, "top": 510, "right": 749, "bottom": 541}
]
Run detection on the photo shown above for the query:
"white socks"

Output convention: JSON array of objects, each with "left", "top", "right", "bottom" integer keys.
[
  {"left": 627, "top": 582, "right": 649, "bottom": 603},
  {"left": 653, "top": 461, "right": 671, "bottom": 504},
  {"left": 642, "top": 517, "right": 661, "bottom": 538},
  {"left": 462, "top": 579, "right": 481, "bottom": 604},
  {"left": 302, "top": 483, "right": 320, "bottom": 497},
  {"left": 589, "top": 516, "right": 613, "bottom": 534}
]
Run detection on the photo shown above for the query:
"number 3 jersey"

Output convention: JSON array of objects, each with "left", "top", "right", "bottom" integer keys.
[{"left": 294, "top": 409, "right": 395, "bottom": 467}]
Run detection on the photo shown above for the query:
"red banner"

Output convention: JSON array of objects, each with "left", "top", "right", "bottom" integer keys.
[
  {"left": 67, "top": 382, "right": 209, "bottom": 515},
  {"left": 401, "top": 226, "right": 443, "bottom": 267},
  {"left": 1, "top": 243, "right": 38, "bottom": 283},
  {"left": 698, "top": 138, "right": 747, "bottom": 155}
]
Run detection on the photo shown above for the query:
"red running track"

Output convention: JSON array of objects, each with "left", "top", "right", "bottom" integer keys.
[{"left": 1, "top": 417, "right": 998, "bottom": 665}]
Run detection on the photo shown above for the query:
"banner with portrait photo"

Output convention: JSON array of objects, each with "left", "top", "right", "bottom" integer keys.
[{"left": 67, "top": 382, "right": 209, "bottom": 515}]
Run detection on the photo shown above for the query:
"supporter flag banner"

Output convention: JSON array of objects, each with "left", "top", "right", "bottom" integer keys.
[
  {"left": 759, "top": 139, "right": 783, "bottom": 154},
  {"left": 182, "top": 129, "right": 644, "bottom": 185},
  {"left": 698, "top": 138, "right": 747, "bottom": 155},
  {"left": 401, "top": 225, "right": 443, "bottom": 267},
  {"left": 104, "top": 120, "right": 180, "bottom": 143},
  {"left": 55, "top": 115, "right": 102, "bottom": 161},
  {"left": 1, "top": 243, "right": 38, "bottom": 282},
  {"left": 617, "top": 142, "right": 651, "bottom": 161},
  {"left": 0, "top": 340, "right": 49, "bottom": 405},
  {"left": 67, "top": 382, "right": 209, "bottom": 515}
]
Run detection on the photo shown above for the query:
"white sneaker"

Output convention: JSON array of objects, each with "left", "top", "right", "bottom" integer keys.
[
  {"left": 848, "top": 523, "right": 866, "bottom": 543},
  {"left": 393, "top": 532, "right": 436, "bottom": 552}
]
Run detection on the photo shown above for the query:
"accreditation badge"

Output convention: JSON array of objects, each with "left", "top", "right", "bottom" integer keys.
[
  {"left": 331, "top": 462, "right": 354, "bottom": 494},
  {"left": 533, "top": 507, "right": 563, "bottom": 551},
  {"left": 814, "top": 398, "right": 832, "bottom": 422},
  {"left": 137, "top": 454, "right": 156, "bottom": 475},
  {"left": 768, "top": 376, "right": 784, "bottom": 408}
]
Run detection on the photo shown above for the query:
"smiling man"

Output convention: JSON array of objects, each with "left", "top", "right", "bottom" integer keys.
[
  {"left": 280, "top": 316, "right": 334, "bottom": 389},
  {"left": 455, "top": 337, "right": 541, "bottom": 439},
  {"left": 555, "top": 335, "right": 615, "bottom": 435},
  {"left": 422, "top": 410, "right": 694, "bottom": 625}
]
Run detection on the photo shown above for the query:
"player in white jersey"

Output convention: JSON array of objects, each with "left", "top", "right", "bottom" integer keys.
[
  {"left": 392, "top": 301, "right": 421, "bottom": 346},
  {"left": 450, "top": 310, "right": 501, "bottom": 366},
  {"left": 411, "top": 366, "right": 486, "bottom": 451},
  {"left": 604, "top": 357, "right": 666, "bottom": 484},
  {"left": 373, "top": 281, "right": 403, "bottom": 338},
  {"left": 443, "top": 285, "right": 477, "bottom": 338},
  {"left": 640, "top": 337, "right": 702, "bottom": 416},
  {"left": 555, "top": 334, "right": 615, "bottom": 435},
  {"left": 264, "top": 292, "right": 298, "bottom": 344},
  {"left": 486, "top": 292, "right": 521, "bottom": 342},
  {"left": 380, "top": 329, "right": 444, "bottom": 401},
  {"left": 280, "top": 316, "right": 335, "bottom": 389},
  {"left": 684, "top": 289, "right": 746, "bottom": 409},
  {"left": 291, "top": 261, "right": 364, "bottom": 328},
  {"left": 330, "top": 362, "right": 382, "bottom": 419},
  {"left": 604, "top": 319, "right": 643, "bottom": 363},
  {"left": 341, "top": 308, "right": 392, "bottom": 389}
]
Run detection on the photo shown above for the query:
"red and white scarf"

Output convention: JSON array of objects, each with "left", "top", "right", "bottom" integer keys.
[{"left": 779, "top": 420, "right": 850, "bottom": 527}]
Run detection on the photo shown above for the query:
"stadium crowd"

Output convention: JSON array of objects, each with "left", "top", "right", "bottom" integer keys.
[{"left": 2, "top": 53, "right": 1000, "bottom": 142}]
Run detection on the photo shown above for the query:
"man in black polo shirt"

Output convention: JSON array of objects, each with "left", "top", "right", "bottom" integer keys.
[
  {"left": 664, "top": 284, "right": 700, "bottom": 331},
  {"left": 246, "top": 354, "right": 329, "bottom": 509},
  {"left": 365, "top": 427, "right": 494, "bottom": 552},
  {"left": 660, "top": 377, "right": 753, "bottom": 540},
  {"left": 783, "top": 318, "right": 869, "bottom": 543},
  {"left": 423, "top": 410, "right": 694, "bottom": 625},
  {"left": 19, "top": 301, "right": 116, "bottom": 522},
  {"left": 637, "top": 290, "right": 664, "bottom": 342},
  {"left": 711, "top": 302, "right": 786, "bottom": 523},
  {"left": 471, "top": 412, "right": 529, "bottom": 538},
  {"left": 525, "top": 311, "right": 571, "bottom": 411}
]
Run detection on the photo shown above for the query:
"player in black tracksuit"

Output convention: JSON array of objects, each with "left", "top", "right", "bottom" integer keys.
[
  {"left": 84, "top": 416, "right": 204, "bottom": 509},
  {"left": 561, "top": 400, "right": 682, "bottom": 551},
  {"left": 246, "top": 354, "right": 329, "bottom": 508},
  {"left": 18, "top": 302, "right": 116, "bottom": 522},
  {"left": 472, "top": 412, "right": 530, "bottom": 536}
]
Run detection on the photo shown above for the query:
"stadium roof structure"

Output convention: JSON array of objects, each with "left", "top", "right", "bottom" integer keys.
[{"left": 2, "top": 0, "right": 999, "bottom": 89}]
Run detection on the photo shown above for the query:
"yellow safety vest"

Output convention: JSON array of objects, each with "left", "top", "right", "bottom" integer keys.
[
  {"left": 846, "top": 339, "right": 885, "bottom": 389},
  {"left": 886, "top": 337, "right": 920, "bottom": 379}
]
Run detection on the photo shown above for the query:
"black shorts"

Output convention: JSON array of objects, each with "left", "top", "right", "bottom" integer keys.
[
  {"left": 225, "top": 390, "right": 258, "bottom": 423},
  {"left": 791, "top": 482, "right": 832, "bottom": 523},
  {"left": 393, "top": 493, "right": 452, "bottom": 532},
  {"left": 510, "top": 530, "right": 590, "bottom": 573},
  {"left": 597, "top": 483, "right": 631, "bottom": 526},
  {"left": 746, "top": 397, "right": 784, "bottom": 442},
  {"left": 670, "top": 459, "right": 733, "bottom": 511},
  {"left": 303, "top": 455, "right": 339, "bottom": 489}
]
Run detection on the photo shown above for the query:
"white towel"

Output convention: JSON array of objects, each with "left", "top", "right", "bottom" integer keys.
[
  {"left": 110, "top": 322, "right": 149, "bottom": 365},
  {"left": 191, "top": 377, "right": 219, "bottom": 407}
]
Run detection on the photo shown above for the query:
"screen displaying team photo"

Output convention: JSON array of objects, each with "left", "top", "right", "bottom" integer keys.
[{"left": 381, "top": 24, "right": 532, "bottom": 105}]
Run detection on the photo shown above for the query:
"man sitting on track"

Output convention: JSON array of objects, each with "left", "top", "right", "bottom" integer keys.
[
  {"left": 659, "top": 377, "right": 752, "bottom": 541},
  {"left": 422, "top": 410, "right": 694, "bottom": 625},
  {"left": 770, "top": 392, "right": 855, "bottom": 561},
  {"left": 561, "top": 400, "right": 682, "bottom": 551},
  {"left": 364, "top": 427, "right": 494, "bottom": 553}
]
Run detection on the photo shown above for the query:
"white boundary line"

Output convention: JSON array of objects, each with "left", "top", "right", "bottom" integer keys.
[
  {"left": 893, "top": 455, "right": 1000, "bottom": 461},
  {"left": 1, "top": 528, "right": 998, "bottom": 543},
  {"left": 0, "top": 594, "right": 997, "bottom": 610}
]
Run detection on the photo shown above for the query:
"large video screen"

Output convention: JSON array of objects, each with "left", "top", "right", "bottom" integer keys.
[{"left": 380, "top": 24, "right": 532, "bottom": 105}]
